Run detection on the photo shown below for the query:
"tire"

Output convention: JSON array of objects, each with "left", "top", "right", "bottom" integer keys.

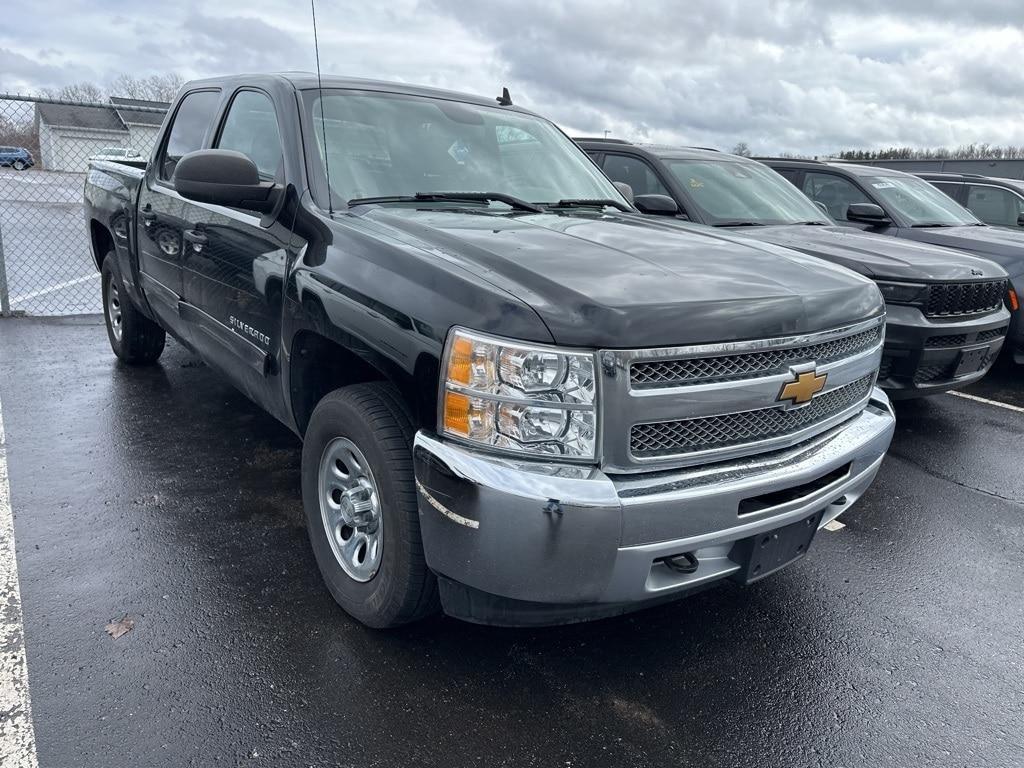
[
  {"left": 301, "top": 383, "right": 438, "bottom": 628},
  {"left": 101, "top": 254, "right": 166, "bottom": 364},
  {"left": 12, "top": 160, "right": 25, "bottom": 171}
]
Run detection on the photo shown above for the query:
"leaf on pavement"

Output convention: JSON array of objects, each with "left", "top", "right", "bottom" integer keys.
[{"left": 105, "top": 614, "right": 135, "bottom": 640}]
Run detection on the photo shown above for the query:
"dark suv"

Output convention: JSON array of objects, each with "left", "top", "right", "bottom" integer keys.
[
  {"left": 579, "top": 140, "right": 1011, "bottom": 396},
  {"left": 0, "top": 146, "right": 34, "bottom": 171},
  {"left": 761, "top": 158, "right": 1024, "bottom": 364},
  {"left": 919, "top": 173, "right": 1024, "bottom": 231}
]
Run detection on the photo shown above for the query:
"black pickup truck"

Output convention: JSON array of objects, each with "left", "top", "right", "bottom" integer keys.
[
  {"left": 577, "top": 140, "right": 1012, "bottom": 397},
  {"left": 84, "top": 74, "right": 894, "bottom": 627}
]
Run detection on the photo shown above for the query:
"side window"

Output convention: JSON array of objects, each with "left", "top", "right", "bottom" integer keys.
[
  {"left": 158, "top": 90, "right": 221, "bottom": 182},
  {"left": 930, "top": 182, "right": 962, "bottom": 201},
  {"left": 966, "top": 185, "right": 1024, "bottom": 228},
  {"left": 773, "top": 168, "right": 801, "bottom": 184},
  {"left": 216, "top": 90, "right": 284, "bottom": 180},
  {"left": 602, "top": 154, "right": 671, "bottom": 197},
  {"left": 802, "top": 171, "right": 871, "bottom": 221}
]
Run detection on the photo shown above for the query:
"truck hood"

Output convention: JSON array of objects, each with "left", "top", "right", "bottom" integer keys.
[
  {"left": 353, "top": 208, "right": 883, "bottom": 348},
  {"left": 735, "top": 225, "right": 1007, "bottom": 281},
  {"left": 896, "top": 225, "right": 1024, "bottom": 279}
]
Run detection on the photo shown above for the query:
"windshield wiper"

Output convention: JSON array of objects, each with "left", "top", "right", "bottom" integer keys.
[
  {"left": 713, "top": 221, "right": 767, "bottom": 227},
  {"left": 547, "top": 198, "right": 632, "bottom": 212},
  {"left": 347, "top": 192, "right": 543, "bottom": 213},
  {"left": 795, "top": 220, "right": 829, "bottom": 225},
  {"left": 910, "top": 222, "right": 956, "bottom": 228}
]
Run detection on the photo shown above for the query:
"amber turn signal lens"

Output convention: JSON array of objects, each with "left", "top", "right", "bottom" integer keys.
[
  {"left": 443, "top": 391, "right": 471, "bottom": 435},
  {"left": 1009, "top": 288, "right": 1019, "bottom": 312},
  {"left": 448, "top": 336, "right": 474, "bottom": 385}
]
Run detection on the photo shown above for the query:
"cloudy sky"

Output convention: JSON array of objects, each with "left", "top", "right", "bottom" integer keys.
[{"left": 3, "top": 0, "right": 1023, "bottom": 155}]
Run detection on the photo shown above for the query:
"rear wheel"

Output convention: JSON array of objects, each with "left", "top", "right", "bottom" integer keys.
[
  {"left": 101, "top": 255, "right": 165, "bottom": 364},
  {"left": 301, "top": 383, "right": 438, "bottom": 628}
]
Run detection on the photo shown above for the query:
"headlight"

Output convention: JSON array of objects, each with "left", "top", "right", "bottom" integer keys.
[
  {"left": 439, "top": 328, "right": 597, "bottom": 460},
  {"left": 874, "top": 280, "right": 927, "bottom": 305}
]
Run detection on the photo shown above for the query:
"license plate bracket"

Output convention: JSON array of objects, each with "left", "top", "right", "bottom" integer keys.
[
  {"left": 730, "top": 510, "right": 823, "bottom": 585},
  {"left": 954, "top": 344, "right": 991, "bottom": 378}
]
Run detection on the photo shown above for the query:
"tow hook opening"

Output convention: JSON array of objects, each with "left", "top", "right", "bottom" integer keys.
[{"left": 658, "top": 551, "right": 699, "bottom": 575}]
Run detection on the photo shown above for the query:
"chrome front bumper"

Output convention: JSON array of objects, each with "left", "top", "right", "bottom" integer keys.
[{"left": 413, "top": 389, "right": 895, "bottom": 625}]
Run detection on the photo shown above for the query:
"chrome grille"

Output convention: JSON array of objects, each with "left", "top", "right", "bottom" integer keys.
[
  {"left": 631, "top": 325, "right": 882, "bottom": 388},
  {"left": 630, "top": 374, "right": 874, "bottom": 458},
  {"left": 924, "top": 280, "right": 1006, "bottom": 318}
]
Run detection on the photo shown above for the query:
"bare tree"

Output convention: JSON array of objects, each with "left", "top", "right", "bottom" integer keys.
[
  {"left": 41, "top": 81, "right": 105, "bottom": 102},
  {"left": 109, "top": 73, "right": 184, "bottom": 102},
  {"left": 732, "top": 141, "right": 752, "bottom": 157}
]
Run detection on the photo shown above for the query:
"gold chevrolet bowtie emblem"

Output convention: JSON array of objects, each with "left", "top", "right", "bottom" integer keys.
[{"left": 778, "top": 369, "right": 828, "bottom": 406}]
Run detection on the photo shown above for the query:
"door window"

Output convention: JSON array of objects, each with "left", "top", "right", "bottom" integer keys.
[
  {"left": 966, "top": 184, "right": 1024, "bottom": 227},
  {"left": 216, "top": 91, "right": 284, "bottom": 180},
  {"left": 801, "top": 172, "right": 872, "bottom": 221},
  {"left": 930, "top": 182, "right": 962, "bottom": 200},
  {"left": 602, "top": 154, "right": 672, "bottom": 197},
  {"left": 158, "top": 90, "right": 221, "bottom": 181}
]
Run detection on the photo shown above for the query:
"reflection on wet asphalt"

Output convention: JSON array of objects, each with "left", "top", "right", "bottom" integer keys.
[{"left": 1, "top": 317, "right": 1021, "bottom": 767}]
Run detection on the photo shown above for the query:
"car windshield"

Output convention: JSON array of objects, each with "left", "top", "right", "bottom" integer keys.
[
  {"left": 304, "top": 89, "right": 626, "bottom": 209},
  {"left": 664, "top": 158, "right": 830, "bottom": 225},
  {"left": 865, "top": 175, "right": 980, "bottom": 226}
]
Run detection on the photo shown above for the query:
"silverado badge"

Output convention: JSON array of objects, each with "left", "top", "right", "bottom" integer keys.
[{"left": 779, "top": 368, "right": 827, "bottom": 406}]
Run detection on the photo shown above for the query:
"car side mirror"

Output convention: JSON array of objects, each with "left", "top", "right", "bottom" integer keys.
[
  {"left": 633, "top": 194, "right": 679, "bottom": 216},
  {"left": 846, "top": 202, "right": 890, "bottom": 224},
  {"left": 1017, "top": 212, "right": 1024, "bottom": 227},
  {"left": 613, "top": 181, "right": 634, "bottom": 204},
  {"left": 172, "top": 149, "right": 278, "bottom": 213}
]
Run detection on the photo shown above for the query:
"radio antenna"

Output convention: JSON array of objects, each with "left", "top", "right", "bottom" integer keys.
[{"left": 311, "top": 0, "right": 332, "bottom": 213}]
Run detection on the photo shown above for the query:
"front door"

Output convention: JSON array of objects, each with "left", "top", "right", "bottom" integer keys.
[
  {"left": 136, "top": 89, "right": 221, "bottom": 336},
  {"left": 178, "top": 89, "right": 294, "bottom": 419}
]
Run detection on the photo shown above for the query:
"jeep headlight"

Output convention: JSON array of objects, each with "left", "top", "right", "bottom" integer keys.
[
  {"left": 874, "top": 280, "right": 927, "bottom": 306},
  {"left": 439, "top": 328, "right": 597, "bottom": 460}
]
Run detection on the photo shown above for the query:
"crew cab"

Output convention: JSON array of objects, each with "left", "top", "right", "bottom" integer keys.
[
  {"left": 578, "top": 140, "right": 1010, "bottom": 397},
  {"left": 762, "top": 158, "right": 1024, "bottom": 364},
  {"left": 84, "top": 74, "right": 894, "bottom": 627}
]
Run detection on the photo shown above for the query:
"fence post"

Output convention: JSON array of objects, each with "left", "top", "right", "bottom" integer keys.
[{"left": 0, "top": 219, "right": 10, "bottom": 317}]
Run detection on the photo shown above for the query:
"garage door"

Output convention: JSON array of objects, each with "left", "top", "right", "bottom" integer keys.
[{"left": 48, "top": 131, "right": 130, "bottom": 172}]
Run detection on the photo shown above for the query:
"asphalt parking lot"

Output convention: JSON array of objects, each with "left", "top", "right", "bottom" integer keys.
[
  {"left": 0, "top": 169, "right": 101, "bottom": 316},
  {"left": 0, "top": 316, "right": 1022, "bottom": 768}
]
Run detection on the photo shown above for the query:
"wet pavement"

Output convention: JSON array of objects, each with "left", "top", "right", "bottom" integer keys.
[{"left": 0, "top": 316, "right": 1022, "bottom": 768}]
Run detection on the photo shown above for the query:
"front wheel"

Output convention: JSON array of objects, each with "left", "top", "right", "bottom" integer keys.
[
  {"left": 301, "top": 383, "right": 438, "bottom": 628},
  {"left": 101, "top": 255, "right": 166, "bottom": 364},
  {"left": 12, "top": 160, "right": 26, "bottom": 171}
]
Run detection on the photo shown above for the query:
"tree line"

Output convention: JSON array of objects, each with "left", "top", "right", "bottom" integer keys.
[
  {"left": 836, "top": 144, "right": 1024, "bottom": 161},
  {"left": 37, "top": 73, "right": 185, "bottom": 104}
]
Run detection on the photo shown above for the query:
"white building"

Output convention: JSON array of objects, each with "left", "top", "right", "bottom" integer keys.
[{"left": 35, "top": 97, "right": 168, "bottom": 172}]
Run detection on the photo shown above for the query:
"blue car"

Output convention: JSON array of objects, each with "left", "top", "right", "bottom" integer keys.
[{"left": 0, "top": 146, "right": 34, "bottom": 170}]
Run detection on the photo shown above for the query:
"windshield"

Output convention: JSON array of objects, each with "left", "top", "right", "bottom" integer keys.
[
  {"left": 865, "top": 175, "right": 980, "bottom": 226},
  {"left": 304, "top": 89, "right": 625, "bottom": 209},
  {"left": 664, "top": 158, "right": 830, "bottom": 225}
]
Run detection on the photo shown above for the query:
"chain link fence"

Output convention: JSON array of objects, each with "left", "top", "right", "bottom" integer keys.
[{"left": 0, "top": 94, "right": 168, "bottom": 316}]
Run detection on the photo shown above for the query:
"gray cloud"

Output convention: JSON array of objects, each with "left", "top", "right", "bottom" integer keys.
[{"left": 1, "top": 0, "right": 1022, "bottom": 154}]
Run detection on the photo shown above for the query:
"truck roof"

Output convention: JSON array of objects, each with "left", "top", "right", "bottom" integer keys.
[{"left": 182, "top": 72, "right": 539, "bottom": 114}]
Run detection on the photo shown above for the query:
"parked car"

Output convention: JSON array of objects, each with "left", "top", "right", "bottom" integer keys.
[
  {"left": 579, "top": 140, "right": 1011, "bottom": 397},
  {"left": 0, "top": 146, "right": 34, "bottom": 170},
  {"left": 762, "top": 158, "right": 1024, "bottom": 364},
  {"left": 918, "top": 173, "right": 1024, "bottom": 231},
  {"left": 89, "top": 147, "right": 145, "bottom": 163},
  {"left": 84, "top": 74, "right": 895, "bottom": 628}
]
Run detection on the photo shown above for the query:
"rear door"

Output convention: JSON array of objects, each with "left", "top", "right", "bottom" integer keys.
[
  {"left": 177, "top": 88, "right": 294, "bottom": 416},
  {"left": 136, "top": 89, "right": 221, "bottom": 336}
]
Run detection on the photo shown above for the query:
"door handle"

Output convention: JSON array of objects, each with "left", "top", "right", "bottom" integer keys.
[
  {"left": 141, "top": 208, "right": 157, "bottom": 227},
  {"left": 183, "top": 229, "right": 208, "bottom": 252}
]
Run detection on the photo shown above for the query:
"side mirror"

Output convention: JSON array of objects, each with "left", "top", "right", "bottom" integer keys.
[
  {"left": 633, "top": 193, "right": 679, "bottom": 216},
  {"left": 846, "top": 202, "right": 890, "bottom": 224},
  {"left": 613, "top": 181, "right": 634, "bottom": 204},
  {"left": 172, "top": 149, "right": 278, "bottom": 213},
  {"left": 1017, "top": 212, "right": 1024, "bottom": 227}
]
